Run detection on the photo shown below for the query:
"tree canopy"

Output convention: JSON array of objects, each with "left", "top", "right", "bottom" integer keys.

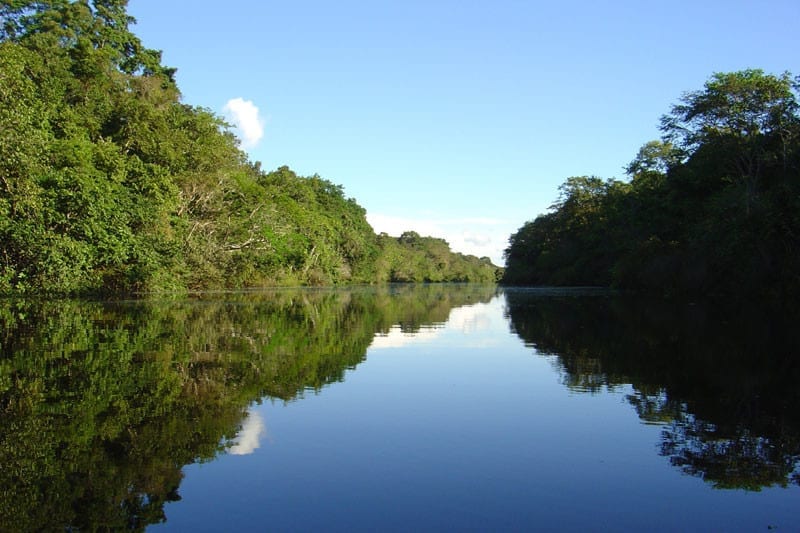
[
  {"left": 0, "top": 0, "right": 500, "bottom": 294},
  {"left": 503, "top": 69, "right": 800, "bottom": 299}
]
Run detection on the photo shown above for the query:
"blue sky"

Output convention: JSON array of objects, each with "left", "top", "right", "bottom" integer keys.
[{"left": 128, "top": 0, "right": 800, "bottom": 265}]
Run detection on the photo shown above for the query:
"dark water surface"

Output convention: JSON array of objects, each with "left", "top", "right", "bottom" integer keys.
[{"left": 1, "top": 286, "right": 798, "bottom": 531}]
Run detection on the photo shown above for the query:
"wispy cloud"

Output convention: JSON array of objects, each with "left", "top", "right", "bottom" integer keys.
[
  {"left": 223, "top": 97, "right": 265, "bottom": 149},
  {"left": 463, "top": 231, "right": 492, "bottom": 247}
]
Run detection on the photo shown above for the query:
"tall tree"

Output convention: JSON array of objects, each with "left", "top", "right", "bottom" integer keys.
[
  {"left": 660, "top": 69, "right": 799, "bottom": 211},
  {"left": 504, "top": 70, "right": 800, "bottom": 297}
]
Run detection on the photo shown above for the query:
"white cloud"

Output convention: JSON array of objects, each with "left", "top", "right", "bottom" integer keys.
[
  {"left": 366, "top": 213, "right": 512, "bottom": 266},
  {"left": 229, "top": 410, "right": 266, "bottom": 455},
  {"left": 223, "top": 97, "right": 265, "bottom": 149},
  {"left": 463, "top": 231, "right": 492, "bottom": 247}
]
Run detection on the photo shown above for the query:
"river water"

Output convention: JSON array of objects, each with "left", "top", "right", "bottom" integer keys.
[{"left": 1, "top": 285, "right": 798, "bottom": 531}]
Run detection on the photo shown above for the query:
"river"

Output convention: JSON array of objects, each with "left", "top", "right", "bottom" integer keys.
[{"left": 1, "top": 285, "right": 798, "bottom": 531}]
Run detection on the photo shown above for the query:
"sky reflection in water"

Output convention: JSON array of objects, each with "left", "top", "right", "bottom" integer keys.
[{"left": 154, "top": 290, "right": 800, "bottom": 532}]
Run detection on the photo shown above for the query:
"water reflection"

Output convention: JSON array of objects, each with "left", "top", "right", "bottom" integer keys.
[
  {"left": 370, "top": 325, "right": 443, "bottom": 349},
  {"left": 2, "top": 285, "right": 797, "bottom": 530},
  {"left": 228, "top": 409, "right": 267, "bottom": 455},
  {"left": 0, "top": 285, "right": 497, "bottom": 531},
  {"left": 503, "top": 289, "right": 800, "bottom": 491}
]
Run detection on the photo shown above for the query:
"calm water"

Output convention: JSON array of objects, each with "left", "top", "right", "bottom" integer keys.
[{"left": 1, "top": 285, "right": 798, "bottom": 531}]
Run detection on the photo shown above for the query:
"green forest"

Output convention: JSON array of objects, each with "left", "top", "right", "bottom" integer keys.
[
  {"left": 503, "top": 70, "right": 800, "bottom": 299},
  {"left": 0, "top": 0, "right": 499, "bottom": 295},
  {"left": 3, "top": 1, "right": 799, "bottom": 298}
]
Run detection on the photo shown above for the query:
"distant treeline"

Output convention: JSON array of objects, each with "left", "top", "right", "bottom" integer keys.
[
  {"left": 503, "top": 69, "right": 800, "bottom": 299},
  {"left": 0, "top": 1, "right": 499, "bottom": 294}
]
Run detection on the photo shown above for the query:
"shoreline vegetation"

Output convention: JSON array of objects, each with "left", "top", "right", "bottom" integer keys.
[
  {"left": 0, "top": 1, "right": 500, "bottom": 296},
  {"left": 2, "top": 2, "right": 798, "bottom": 299},
  {"left": 502, "top": 70, "right": 800, "bottom": 301}
]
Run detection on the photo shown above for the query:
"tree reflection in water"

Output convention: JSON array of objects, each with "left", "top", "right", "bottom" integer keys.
[
  {"left": 3, "top": 285, "right": 796, "bottom": 530},
  {"left": 504, "top": 289, "right": 800, "bottom": 491},
  {"left": 0, "top": 284, "right": 497, "bottom": 531}
]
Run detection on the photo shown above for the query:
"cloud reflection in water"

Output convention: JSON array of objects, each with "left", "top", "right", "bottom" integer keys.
[{"left": 229, "top": 410, "right": 266, "bottom": 455}]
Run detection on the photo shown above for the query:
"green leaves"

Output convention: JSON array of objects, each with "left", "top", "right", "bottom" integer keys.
[
  {"left": 504, "top": 70, "right": 800, "bottom": 298},
  {"left": 376, "top": 231, "right": 498, "bottom": 283},
  {"left": 0, "top": 1, "right": 498, "bottom": 294},
  {"left": 662, "top": 70, "right": 798, "bottom": 147}
]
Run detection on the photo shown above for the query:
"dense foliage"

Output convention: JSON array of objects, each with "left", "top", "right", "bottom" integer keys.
[
  {"left": 0, "top": 0, "right": 499, "bottom": 294},
  {"left": 503, "top": 70, "right": 800, "bottom": 298},
  {"left": 376, "top": 230, "right": 500, "bottom": 283}
]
